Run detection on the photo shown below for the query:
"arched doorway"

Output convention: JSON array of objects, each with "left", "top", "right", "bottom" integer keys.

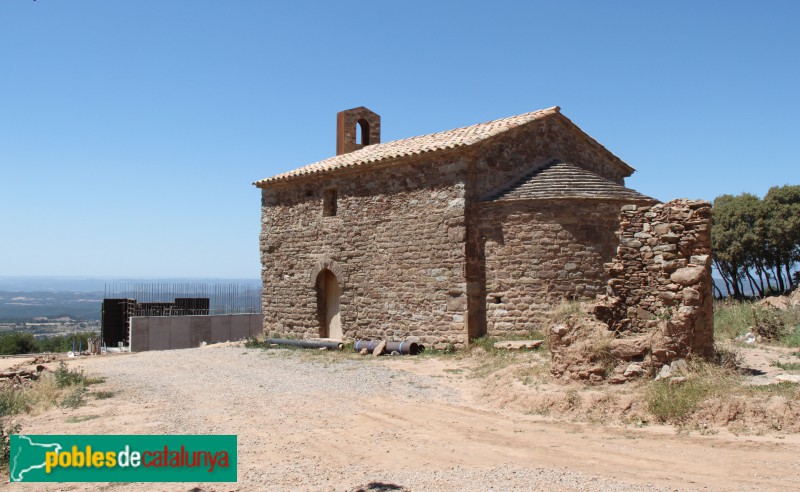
[{"left": 316, "top": 269, "right": 342, "bottom": 339}]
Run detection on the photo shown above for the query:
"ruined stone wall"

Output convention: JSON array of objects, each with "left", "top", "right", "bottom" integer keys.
[
  {"left": 260, "top": 153, "right": 470, "bottom": 346},
  {"left": 548, "top": 199, "right": 714, "bottom": 383},
  {"left": 479, "top": 200, "right": 624, "bottom": 337},
  {"left": 605, "top": 199, "right": 714, "bottom": 357}
]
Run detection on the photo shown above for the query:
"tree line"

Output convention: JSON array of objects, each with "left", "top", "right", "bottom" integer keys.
[
  {"left": 0, "top": 332, "right": 97, "bottom": 355},
  {"left": 712, "top": 184, "right": 800, "bottom": 299}
]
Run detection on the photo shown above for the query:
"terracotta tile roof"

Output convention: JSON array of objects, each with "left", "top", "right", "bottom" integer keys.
[
  {"left": 255, "top": 106, "right": 562, "bottom": 186},
  {"left": 486, "top": 160, "right": 657, "bottom": 203}
]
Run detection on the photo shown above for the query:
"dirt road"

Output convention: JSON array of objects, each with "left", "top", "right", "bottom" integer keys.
[{"left": 7, "top": 345, "right": 800, "bottom": 491}]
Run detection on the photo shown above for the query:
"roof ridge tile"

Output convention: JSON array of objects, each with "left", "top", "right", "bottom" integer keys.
[{"left": 254, "top": 106, "right": 561, "bottom": 186}]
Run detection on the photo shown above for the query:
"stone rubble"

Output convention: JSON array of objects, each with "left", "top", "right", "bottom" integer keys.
[
  {"left": 757, "top": 287, "right": 800, "bottom": 310},
  {"left": 549, "top": 199, "right": 714, "bottom": 383}
]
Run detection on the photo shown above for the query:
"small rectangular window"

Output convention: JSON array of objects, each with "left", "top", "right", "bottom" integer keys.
[{"left": 323, "top": 189, "right": 337, "bottom": 217}]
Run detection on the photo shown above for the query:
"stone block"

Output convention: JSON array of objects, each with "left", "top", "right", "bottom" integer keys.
[
  {"left": 670, "top": 266, "right": 705, "bottom": 285},
  {"left": 446, "top": 295, "right": 467, "bottom": 311},
  {"left": 493, "top": 340, "right": 544, "bottom": 350}
]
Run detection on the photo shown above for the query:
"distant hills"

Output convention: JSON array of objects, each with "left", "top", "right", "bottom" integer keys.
[
  {"left": 0, "top": 276, "right": 259, "bottom": 293},
  {"left": 0, "top": 277, "right": 260, "bottom": 322},
  {"left": 0, "top": 290, "right": 103, "bottom": 321}
]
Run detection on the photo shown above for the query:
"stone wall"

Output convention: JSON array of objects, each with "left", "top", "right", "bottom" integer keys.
[
  {"left": 260, "top": 153, "right": 471, "bottom": 346},
  {"left": 469, "top": 114, "right": 631, "bottom": 200},
  {"left": 549, "top": 199, "right": 714, "bottom": 382},
  {"left": 459, "top": 114, "right": 639, "bottom": 339},
  {"left": 259, "top": 111, "right": 653, "bottom": 347},
  {"left": 479, "top": 200, "right": 624, "bottom": 337},
  {"left": 604, "top": 199, "right": 714, "bottom": 357}
]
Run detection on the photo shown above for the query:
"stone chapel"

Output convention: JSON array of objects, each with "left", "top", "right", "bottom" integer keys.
[{"left": 254, "top": 106, "right": 658, "bottom": 346}]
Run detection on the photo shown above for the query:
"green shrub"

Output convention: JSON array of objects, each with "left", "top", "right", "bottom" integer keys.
[
  {"left": 468, "top": 336, "right": 499, "bottom": 354},
  {"left": 54, "top": 362, "right": 88, "bottom": 388},
  {"left": 60, "top": 386, "right": 86, "bottom": 409},
  {"left": 0, "top": 331, "right": 99, "bottom": 355},
  {"left": 714, "top": 300, "right": 800, "bottom": 343},
  {"left": 37, "top": 332, "right": 98, "bottom": 353},
  {"left": 714, "top": 300, "right": 759, "bottom": 340},
  {"left": 0, "top": 332, "right": 39, "bottom": 355},
  {"left": 0, "top": 368, "right": 93, "bottom": 421},
  {"left": 647, "top": 379, "right": 705, "bottom": 422},
  {"left": 772, "top": 360, "right": 800, "bottom": 371},
  {"left": 781, "top": 325, "right": 800, "bottom": 348},
  {"left": 0, "top": 387, "right": 27, "bottom": 417},
  {"left": 1, "top": 421, "right": 21, "bottom": 469},
  {"left": 245, "top": 338, "right": 271, "bottom": 349}
]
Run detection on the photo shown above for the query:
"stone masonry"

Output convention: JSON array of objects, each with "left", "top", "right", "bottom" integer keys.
[
  {"left": 549, "top": 199, "right": 714, "bottom": 382},
  {"left": 606, "top": 199, "right": 714, "bottom": 353},
  {"left": 479, "top": 200, "right": 628, "bottom": 338},
  {"left": 261, "top": 153, "right": 470, "bottom": 345},
  {"left": 256, "top": 106, "right": 658, "bottom": 346}
]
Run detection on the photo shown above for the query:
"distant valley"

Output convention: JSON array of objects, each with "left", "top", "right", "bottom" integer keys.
[
  {"left": 0, "top": 277, "right": 260, "bottom": 323},
  {"left": 0, "top": 290, "right": 103, "bottom": 322}
]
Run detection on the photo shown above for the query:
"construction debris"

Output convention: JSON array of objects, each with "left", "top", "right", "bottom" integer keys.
[{"left": 0, "top": 365, "right": 48, "bottom": 383}]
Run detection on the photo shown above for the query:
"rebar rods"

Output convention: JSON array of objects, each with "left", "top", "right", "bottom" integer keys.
[{"left": 104, "top": 281, "right": 262, "bottom": 315}]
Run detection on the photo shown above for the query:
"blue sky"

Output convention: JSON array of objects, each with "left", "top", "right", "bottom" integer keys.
[{"left": 1, "top": 1, "right": 798, "bottom": 278}]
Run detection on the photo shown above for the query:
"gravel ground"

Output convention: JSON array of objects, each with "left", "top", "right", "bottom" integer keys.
[
  {"left": 19, "top": 346, "right": 800, "bottom": 490},
  {"left": 48, "top": 346, "right": 667, "bottom": 491}
]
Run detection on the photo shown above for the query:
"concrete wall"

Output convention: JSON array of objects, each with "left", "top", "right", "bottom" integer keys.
[{"left": 130, "top": 314, "right": 262, "bottom": 352}]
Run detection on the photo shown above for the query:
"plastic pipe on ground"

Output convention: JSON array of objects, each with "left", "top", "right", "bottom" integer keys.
[
  {"left": 353, "top": 339, "right": 424, "bottom": 355},
  {"left": 263, "top": 338, "right": 343, "bottom": 350}
]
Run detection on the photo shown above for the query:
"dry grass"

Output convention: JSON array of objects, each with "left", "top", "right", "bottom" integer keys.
[
  {"left": 463, "top": 335, "right": 549, "bottom": 379},
  {"left": 22, "top": 375, "right": 63, "bottom": 413},
  {"left": 644, "top": 359, "right": 742, "bottom": 423},
  {"left": 470, "top": 351, "right": 524, "bottom": 378},
  {"left": 0, "top": 375, "right": 61, "bottom": 417},
  {"left": 714, "top": 300, "right": 800, "bottom": 344},
  {"left": 550, "top": 301, "right": 583, "bottom": 323},
  {"left": 0, "top": 363, "right": 103, "bottom": 418}
]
